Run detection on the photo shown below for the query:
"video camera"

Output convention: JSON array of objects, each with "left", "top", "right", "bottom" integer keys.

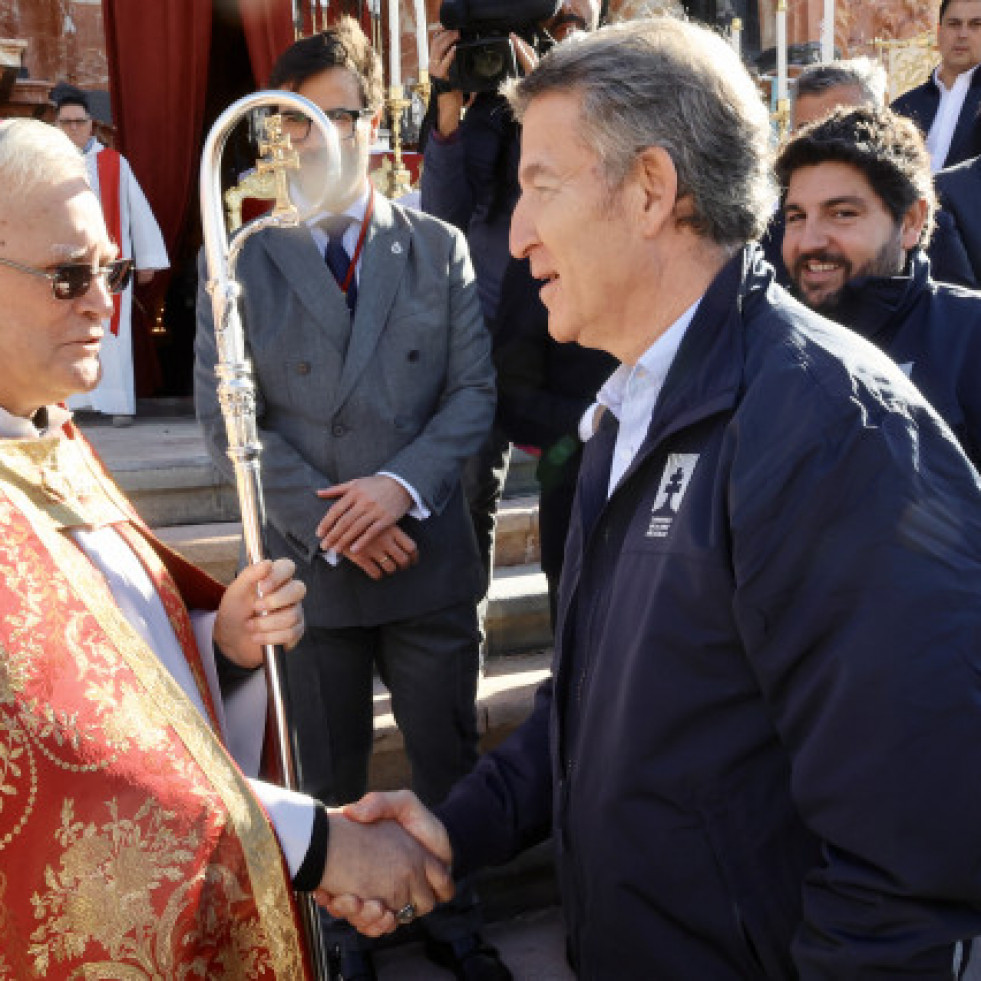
[{"left": 438, "top": 0, "right": 562, "bottom": 93}]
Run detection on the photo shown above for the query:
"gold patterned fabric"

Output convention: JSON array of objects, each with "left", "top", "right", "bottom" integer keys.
[{"left": 0, "top": 425, "right": 311, "bottom": 979}]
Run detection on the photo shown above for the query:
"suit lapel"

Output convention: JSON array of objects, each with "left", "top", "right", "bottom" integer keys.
[
  {"left": 333, "top": 194, "right": 409, "bottom": 411},
  {"left": 259, "top": 223, "right": 350, "bottom": 355},
  {"left": 947, "top": 77, "right": 981, "bottom": 166}
]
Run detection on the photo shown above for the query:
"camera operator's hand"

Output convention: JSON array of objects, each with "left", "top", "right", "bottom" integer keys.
[{"left": 430, "top": 27, "right": 465, "bottom": 136}]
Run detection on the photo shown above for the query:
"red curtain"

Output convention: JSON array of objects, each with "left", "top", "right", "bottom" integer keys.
[
  {"left": 102, "top": 0, "right": 213, "bottom": 260},
  {"left": 102, "top": 0, "right": 213, "bottom": 396},
  {"left": 239, "top": 0, "right": 295, "bottom": 88}
]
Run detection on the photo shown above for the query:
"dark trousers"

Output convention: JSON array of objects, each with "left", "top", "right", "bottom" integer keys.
[
  {"left": 462, "top": 425, "right": 511, "bottom": 643},
  {"left": 285, "top": 602, "right": 484, "bottom": 945}
]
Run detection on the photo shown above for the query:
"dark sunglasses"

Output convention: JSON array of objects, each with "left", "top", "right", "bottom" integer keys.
[{"left": 0, "top": 257, "right": 133, "bottom": 300}]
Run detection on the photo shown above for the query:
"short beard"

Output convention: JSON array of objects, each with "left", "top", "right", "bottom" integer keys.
[{"left": 792, "top": 229, "right": 906, "bottom": 317}]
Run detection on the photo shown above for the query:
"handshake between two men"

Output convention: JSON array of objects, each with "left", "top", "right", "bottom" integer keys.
[{"left": 317, "top": 790, "right": 454, "bottom": 934}]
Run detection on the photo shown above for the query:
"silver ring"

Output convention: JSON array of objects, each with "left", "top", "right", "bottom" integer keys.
[{"left": 395, "top": 902, "right": 416, "bottom": 925}]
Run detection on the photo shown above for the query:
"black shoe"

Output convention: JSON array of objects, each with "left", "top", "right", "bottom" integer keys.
[
  {"left": 423, "top": 934, "right": 513, "bottom": 981},
  {"left": 326, "top": 945, "right": 377, "bottom": 981}
]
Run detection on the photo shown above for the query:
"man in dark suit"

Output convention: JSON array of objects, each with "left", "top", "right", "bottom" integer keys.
[
  {"left": 892, "top": 0, "right": 981, "bottom": 171},
  {"left": 936, "top": 152, "right": 981, "bottom": 281},
  {"left": 194, "top": 19, "right": 508, "bottom": 981}
]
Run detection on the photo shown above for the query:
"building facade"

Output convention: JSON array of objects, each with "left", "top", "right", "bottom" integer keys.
[
  {"left": 0, "top": 1, "right": 945, "bottom": 103},
  {"left": 0, "top": 0, "right": 107, "bottom": 89}
]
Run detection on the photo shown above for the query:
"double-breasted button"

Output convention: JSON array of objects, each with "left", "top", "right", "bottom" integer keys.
[
  {"left": 407, "top": 349, "right": 420, "bottom": 362},
  {"left": 331, "top": 423, "right": 347, "bottom": 437},
  {"left": 296, "top": 362, "right": 311, "bottom": 375}
]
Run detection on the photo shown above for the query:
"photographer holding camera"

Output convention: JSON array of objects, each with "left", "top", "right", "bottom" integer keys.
[{"left": 421, "top": 0, "right": 605, "bottom": 640}]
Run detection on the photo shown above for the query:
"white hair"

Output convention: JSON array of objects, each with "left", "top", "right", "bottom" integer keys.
[{"left": 0, "top": 118, "right": 88, "bottom": 203}]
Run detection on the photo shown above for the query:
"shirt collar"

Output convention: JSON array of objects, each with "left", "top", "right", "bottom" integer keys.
[
  {"left": 0, "top": 404, "right": 72, "bottom": 439},
  {"left": 933, "top": 63, "right": 980, "bottom": 93},
  {"left": 597, "top": 298, "right": 702, "bottom": 420},
  {"left": 305, "top": 184, "right": 371, "bottom": 229}
]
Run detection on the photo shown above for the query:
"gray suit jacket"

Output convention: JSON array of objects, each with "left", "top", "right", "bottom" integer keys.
[{"left": 194, "top": 193, "right": 495, "bottom": 628}]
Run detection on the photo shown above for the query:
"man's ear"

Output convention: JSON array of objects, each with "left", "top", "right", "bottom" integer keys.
[
  {"left": 900, "top": 197, "right": 929, "bottom": 251},
  {"left": 631, "top": 145, "right": 680, "bottom": 237}
]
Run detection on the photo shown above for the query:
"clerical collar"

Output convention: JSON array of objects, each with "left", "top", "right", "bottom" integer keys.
[{"left": 0, "top": 404, "right": 72, "bottom": 439}]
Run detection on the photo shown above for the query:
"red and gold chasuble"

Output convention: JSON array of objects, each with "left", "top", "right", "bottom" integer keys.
[{"left": 0, "top": 424, "right": 311, "bottom": 979}]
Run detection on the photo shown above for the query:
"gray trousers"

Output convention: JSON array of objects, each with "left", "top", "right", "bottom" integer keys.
[{"left": 285, "top": 602, "right": 483, "bottom": 946}]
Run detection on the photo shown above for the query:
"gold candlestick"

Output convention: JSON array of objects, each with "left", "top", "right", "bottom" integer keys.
[
  {"left": 414, "top": 68, "right": 431, "bottom": 109},
  {"left": 256, "top": 113, "right": 300, "bottom": 221},
  {"left": 774, "top": 97, "right": 791, "bottom": 141},
  {"left": 387, "top": 85, "right": 413, "bottom": 198}
]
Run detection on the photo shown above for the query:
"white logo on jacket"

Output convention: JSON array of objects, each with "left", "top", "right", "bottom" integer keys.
[{"left": 646, "top": 453, "right": 700, "bottom": 539}]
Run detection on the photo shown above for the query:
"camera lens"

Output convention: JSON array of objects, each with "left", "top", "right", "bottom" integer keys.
[{"left": 472, "top": 48, "right": 506, "bottom": 79}]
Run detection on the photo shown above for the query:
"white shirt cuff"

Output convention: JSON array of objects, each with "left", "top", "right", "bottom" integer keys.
[
  {"left": 379, "top": 471, "right": 430, "bottom": 520},
  {"left": 247, "top": 778, "right": 318, "bottom": 880}
]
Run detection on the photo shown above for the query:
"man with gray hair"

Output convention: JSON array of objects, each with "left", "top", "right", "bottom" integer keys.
[
  {"left": 326, "top": 15, "right": 981, "bottom": 979},
  {"left": 792, "top": 56, "right": 887, "bottom": 130}
]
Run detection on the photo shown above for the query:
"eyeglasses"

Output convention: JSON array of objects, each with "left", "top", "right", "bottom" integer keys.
[
  {"left": 0, "top": 257, "right": 133, "bottom": 300},
  {"left": 280, "top": 107, "right": 370, "bottom": 142},
  {"left": 56, "top": 117, "right": 92, "bottom": 128}
]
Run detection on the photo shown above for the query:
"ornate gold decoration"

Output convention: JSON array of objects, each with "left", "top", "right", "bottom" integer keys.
[
  {"left": 0, "top": 433, "right": 307, "bottom": 976},
  {"left": 257, "top": 112, "right": 301, "bottom": 219},
  {"left": 414, "top": 67, "right": 431, "bottom": 112},
  {"left": 27, "top": 796, "right": 269, "bottom": 978},
  {"left": 386, "top": 86, "right": 414, "bottom": 199},
  {"left": 874, "top": 31, "right": 938, "bottom": 101},
  {"left": 224, "top": 168, "right": 281, "bottom": 233},
  {"left": 223, "top": 114, "right": 301, "bottom": 233},
  {"left": 371, "top": 154, "right": 395, "bottom": 195}
]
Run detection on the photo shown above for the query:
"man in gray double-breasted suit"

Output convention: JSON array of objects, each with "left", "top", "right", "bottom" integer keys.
[{"left": 194, "top": 18, "right": 507, "bottom": 981}]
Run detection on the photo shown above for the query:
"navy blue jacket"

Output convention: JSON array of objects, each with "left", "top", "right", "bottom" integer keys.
[
  {"left": 438, "top": 247, "right": 981, "bottom": 979},
  {"left": 937, "top": 154, "right": 981, "bottom": 284},
  {"left": 892, "top": 66, "right": 981, "bottom": 168},
  {"left": 830, "top": 248, "right": 981, "bottom": 470}
]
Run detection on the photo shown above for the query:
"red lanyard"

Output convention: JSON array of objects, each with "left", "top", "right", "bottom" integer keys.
[{"left": 340, "top": 183, "right": 375, "bottom": 294}]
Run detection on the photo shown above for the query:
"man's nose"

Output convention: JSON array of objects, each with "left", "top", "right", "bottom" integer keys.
[
  {"left": 80, "top": 270, "right": 115, "bottom": 320},
  {"left": 509, "top": 193, "right": 534, "bottom": 259},
  {"left": 796, "top": 216, "right": 828, "bottom": 251}
]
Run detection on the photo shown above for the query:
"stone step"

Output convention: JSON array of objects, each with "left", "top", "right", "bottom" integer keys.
[
  {"left": 367, "top": 646, "right": 552, "bottom": 791},
  {"left": 81, "top": 416, "right": 539, "bottom": 528}
]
